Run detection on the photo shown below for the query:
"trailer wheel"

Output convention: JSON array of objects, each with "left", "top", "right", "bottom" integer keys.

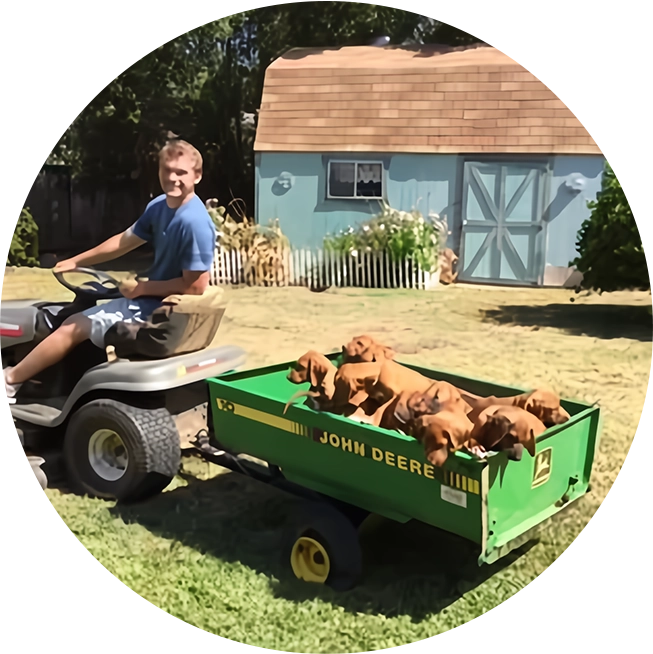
[
  {"left": 63, "top": 399, "right": 180, "bottom": 502},
  {"left": 286, "top": 501, "right": 362, "bottom": 591}
]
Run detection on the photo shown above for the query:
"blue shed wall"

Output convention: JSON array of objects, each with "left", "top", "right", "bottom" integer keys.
[
  {"left": 255, "top": 152, "right": 605, "bottom": 283},
  {"left": 545, "top": 156, "right": 604, "bottom": 268},
  {"left": 256, "top": 152, "right": 458, "bottom": 249}
]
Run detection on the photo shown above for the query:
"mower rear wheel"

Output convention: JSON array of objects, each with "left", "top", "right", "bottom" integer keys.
[{"left": 64, "top": 399, "right": 180, "bottom": 502}]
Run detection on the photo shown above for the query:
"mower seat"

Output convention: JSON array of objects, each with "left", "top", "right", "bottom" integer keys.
[{"left": 104, "top": 286, "right": 228, "bottom": 360}]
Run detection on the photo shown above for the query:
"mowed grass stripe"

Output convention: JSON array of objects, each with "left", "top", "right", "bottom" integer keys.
[
  {"left": 0, "top": 462, "right": 214, "bottom": 650},
  {"left": 430, "top": 437, "right": 649, "bottom": 651}
]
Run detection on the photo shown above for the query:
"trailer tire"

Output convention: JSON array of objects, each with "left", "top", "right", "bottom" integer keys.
[
  {"left": 285, "top": 501, "right": 362, "bottom": 592},
  {"left": 64, "top": 399, "right": 180, "bottom": 502}
]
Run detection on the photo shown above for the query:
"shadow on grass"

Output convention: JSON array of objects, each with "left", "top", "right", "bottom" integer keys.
[
  {"left": 482, "top": 303, "right": 652, "bottom": 341},
  {"left": 111, "top": 466, "right": 534, "bottom": 621}
]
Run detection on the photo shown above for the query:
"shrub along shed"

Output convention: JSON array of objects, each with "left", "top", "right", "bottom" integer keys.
[{"left": 254, "top": 44, "right": 604, "bottom": 287}]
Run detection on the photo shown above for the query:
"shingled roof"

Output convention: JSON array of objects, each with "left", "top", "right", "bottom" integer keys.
[{"left": 255, "top": 44, "right": 600, "bottom": 155}]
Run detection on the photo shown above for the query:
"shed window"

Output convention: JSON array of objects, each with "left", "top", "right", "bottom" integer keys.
[{"left": 328, "top": 161, "right": 383, "bottom": 199}]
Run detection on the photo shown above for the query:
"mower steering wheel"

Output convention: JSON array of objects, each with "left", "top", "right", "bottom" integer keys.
[{"left": 53, "top": 267, "right": 123, "bottom": 301}]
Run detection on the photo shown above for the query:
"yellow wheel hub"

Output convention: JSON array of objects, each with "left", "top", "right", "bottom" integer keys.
[{"left": 290, "top": 536, "right": 330, "bottom": 583}]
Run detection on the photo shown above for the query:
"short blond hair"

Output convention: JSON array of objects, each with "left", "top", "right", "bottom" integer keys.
[{"left": 159, "top": 139, "right": 203, "bottom": 173}]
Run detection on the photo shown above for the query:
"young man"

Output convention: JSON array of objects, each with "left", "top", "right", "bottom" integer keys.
[{"left": 4, "top": 140, "right": 216, "bottom": 403}]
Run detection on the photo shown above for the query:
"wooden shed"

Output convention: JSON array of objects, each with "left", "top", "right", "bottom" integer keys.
[{"left": 254, "top": 44, "right": 605, "bottom": 287}]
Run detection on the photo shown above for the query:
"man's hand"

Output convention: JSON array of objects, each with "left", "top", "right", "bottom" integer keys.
[
  {"left": 119, "top": 278, "right": 142, "bottom": 300},
  {"left": 53, "top": 258, "right": 78, "bottom": 273}
]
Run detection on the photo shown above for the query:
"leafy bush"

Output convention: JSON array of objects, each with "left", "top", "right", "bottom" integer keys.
[
  {"left": 572, "top": 163, "right": 648, "bottom": 292},
  {"left": 323, "top": 202, "right": 448, "bottom": 273},
  {"left": 8, "top": 207, "right": 39, "bottom": 267},
  {"left": 207, "top": 200, "right": 289, "bottom": 252},
  {"left": 207, "top": 199, "right": 290, "bottom": 286}
]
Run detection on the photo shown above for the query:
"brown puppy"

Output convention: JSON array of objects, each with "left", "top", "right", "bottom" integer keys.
[
  {"left": 519, "top": 389, "right": 571, "bottom": 426},
  {"left": 331, "top": 361, "right": 383, "bottom": 409},
  {"left": 285, "top": 351, "right": 339, "bottom": 413},
  {"left": 469, "top": 404, "right": 547, "bottom": 460},
  {"left": 439, "top": 248, "right": 459, "bottom": 285},
  {"left": 368, "top": 381, "right": 472, "bottom": 437},
  {"left": 463, "top": 388, "right": 570, "bottom": 427},
  {"left": 412, "top": 410, "right": 475, "bottom": 467},
  {"left": 345, "top": 397, "right": 384, "bottom": 425},
  {"left": 397, "top": 381, "right": 472, "bottom": 421},
  {"left": 375, "top": 390, "right": 415, "bottom": 432},
  {"left": 285, "top": 359, "right": 381, "bottom": 415},
  {"left": 287, "top": 350, "right": 337, "bottom": 397},
  {"left": 365, "top": 360, "right": 434, "bottom": 406},
  {"left": 342, "top": 334, "right": 395, "bottom": 364}
]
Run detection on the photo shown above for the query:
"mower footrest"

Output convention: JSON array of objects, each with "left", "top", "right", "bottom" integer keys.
[{"left": 11, "top": 401, "right": 64, "bottom": 427}]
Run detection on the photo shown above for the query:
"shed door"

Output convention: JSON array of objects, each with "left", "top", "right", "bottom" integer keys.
[{"left": 458, "top": 161, "right": 548, "bottom": 285}]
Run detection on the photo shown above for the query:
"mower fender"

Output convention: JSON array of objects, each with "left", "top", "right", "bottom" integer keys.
[{"left": 10, "top": 344, "right": 246, "bottom": 427}]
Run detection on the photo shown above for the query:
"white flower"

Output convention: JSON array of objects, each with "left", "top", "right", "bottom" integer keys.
[{"left": 351, "top": 250, "right": 358, "bottom": 257}]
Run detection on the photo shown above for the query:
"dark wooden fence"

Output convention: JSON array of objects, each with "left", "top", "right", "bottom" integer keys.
[{"left": 23, "top": 165, "right": 145, "bottom": 260}]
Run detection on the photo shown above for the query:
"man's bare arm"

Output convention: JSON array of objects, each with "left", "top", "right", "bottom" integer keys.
[
  {"left": 54, "top": 229, "right": 146, "bottom": 271},
  {"left": 120, "top": 270, "right": 210, "bottom": 299},
  {"left": 79, "top": 229, "right": 146, "bottom": 266}
]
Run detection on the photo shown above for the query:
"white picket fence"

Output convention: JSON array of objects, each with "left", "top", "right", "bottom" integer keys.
[{"left": 209, "top": 246, "right": 440, "bottom": 290}]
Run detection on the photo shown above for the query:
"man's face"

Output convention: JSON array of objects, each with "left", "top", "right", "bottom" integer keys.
[{"left": 159, "top": 153, "right": 201, "bottom": 207}]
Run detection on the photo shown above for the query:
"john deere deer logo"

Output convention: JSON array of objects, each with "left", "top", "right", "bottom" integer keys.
[{"left": 532, "top": 448, "right": 552, "bottom": 488}]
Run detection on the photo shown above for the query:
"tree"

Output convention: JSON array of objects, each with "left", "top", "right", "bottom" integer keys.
[
  {"left": 572, "top": 162, "right": 649, "bottom": 292},
  {"left": 8, "top": 208, "right": 39, "bottom": 267},
  {"left": 49, "top": 19, "right": 241, "bottom": 203},
  {"left": 47, "top": 5, "right": 482, "bottom": 215}
]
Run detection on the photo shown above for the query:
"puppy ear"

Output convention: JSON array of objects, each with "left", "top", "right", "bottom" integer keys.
[
  {"left": 394, "top": 393, "right": 413, "bottom": 424},
  {"left": 524, "top": 388, "right": 544, "bottom": 412},
  {"left": 381, "top": 346, "right": 395, "bottom": 360},
  {"left": 524, "top": 428, "right": 537, "bottom": 457},
  {"left": 524, "top": 394, "right": 545, "bottom": 421},
  {"left": 445, "top": 426, "right": 467, "bottom": 451},
  {"left": 308, "top": 361, "right": 320, "bottom": 388},
  {"left": 361, "top": 348, "right": 375, "bottom": 363},
  {"left": 481, "top": 414, "right": 512, "bottom": 450},
  {"left": 426, "top": 445, "right": 449, "bottom": 467},
  {"left": 555, "top": 404, "right": 571, "bottom": 423},
  {"left": 507, "top": 443, "right": 524, "bottom": 461}
]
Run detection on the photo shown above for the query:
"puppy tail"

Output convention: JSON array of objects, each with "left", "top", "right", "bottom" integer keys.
[{"left": 284, "top": 390, "right": 319, "bottom": 415}]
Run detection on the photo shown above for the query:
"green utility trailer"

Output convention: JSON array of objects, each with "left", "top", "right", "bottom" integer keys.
[{"left": 206, "top": 355, "right": 601, "bottom": 590}]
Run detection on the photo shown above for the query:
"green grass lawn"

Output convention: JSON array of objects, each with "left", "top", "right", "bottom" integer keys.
[{"left": 4, "top": 268, "right": 651, "bottom": 652}]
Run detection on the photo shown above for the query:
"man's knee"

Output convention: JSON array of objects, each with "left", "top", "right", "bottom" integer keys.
[{"left": 61, "top": 314, "right": 92, "bottom": 342}]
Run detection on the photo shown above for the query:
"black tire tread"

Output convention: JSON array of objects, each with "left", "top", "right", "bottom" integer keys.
[
  {"left": 64, "top": 398, "right": 180, "bottom": 502},
  {"left": 287, "top": 500, "right": 363, "bottom": 591}
]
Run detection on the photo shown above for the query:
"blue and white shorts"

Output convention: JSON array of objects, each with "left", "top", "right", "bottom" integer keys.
[{"left": 82, "top": 297, "right": 162, "bottom": 348}]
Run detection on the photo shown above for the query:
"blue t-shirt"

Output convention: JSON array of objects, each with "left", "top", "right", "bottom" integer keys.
[{"left": 132, "top": 194, "right": 216, "bottom": 281}]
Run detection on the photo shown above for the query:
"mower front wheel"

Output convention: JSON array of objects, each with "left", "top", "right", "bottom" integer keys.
[{"left": 64, "top": 399, "right": 180, "bottom": 502}]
